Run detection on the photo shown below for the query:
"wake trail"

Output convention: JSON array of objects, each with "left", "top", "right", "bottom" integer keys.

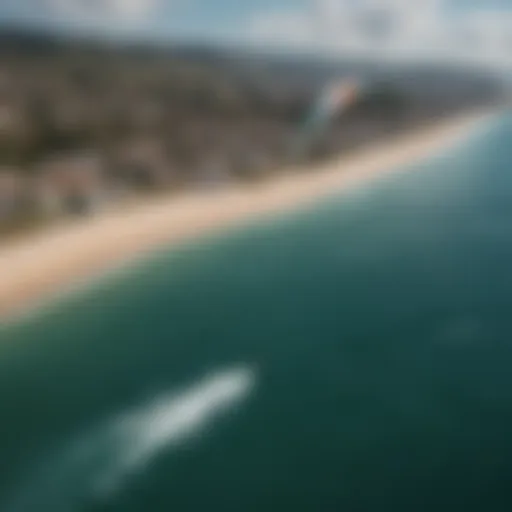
[{"left": 3, "top": 365, "right": 256, "bottom": 512}]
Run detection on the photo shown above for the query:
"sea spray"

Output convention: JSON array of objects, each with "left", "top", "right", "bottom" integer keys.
[{"left": 3, "top": 366, "right": 256, "bottom": 511}]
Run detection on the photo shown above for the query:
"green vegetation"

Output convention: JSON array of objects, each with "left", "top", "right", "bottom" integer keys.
[{"left": 0, "top": 29, "right": 501, "bottom": 238}]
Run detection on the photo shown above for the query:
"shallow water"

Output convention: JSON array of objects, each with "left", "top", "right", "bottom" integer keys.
[{"left": 1, "top": 115, "right": 512, "bottom": 511}]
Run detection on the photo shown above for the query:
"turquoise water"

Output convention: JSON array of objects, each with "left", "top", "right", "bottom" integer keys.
[{"left": 2, "top": 115, "right": 512, "bottom": 511}]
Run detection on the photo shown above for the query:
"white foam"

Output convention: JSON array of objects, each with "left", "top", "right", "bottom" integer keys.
[
  {"left": 95, "top": 366, "right": 255, "bottom": 495},
  {"left": 4, "top": 366, "right": 256, "bottom": 511}
]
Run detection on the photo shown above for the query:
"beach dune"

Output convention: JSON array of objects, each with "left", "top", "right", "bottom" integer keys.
[{"left": 0, "top": 111, "right": 491, "bottom": 321}]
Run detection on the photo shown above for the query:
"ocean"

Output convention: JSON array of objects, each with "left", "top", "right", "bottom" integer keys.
[{"left": 1, "top": 114, "right": 512, "bottom": 511}]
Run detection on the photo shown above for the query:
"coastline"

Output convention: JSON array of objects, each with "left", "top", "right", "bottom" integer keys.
[{"left": 0, "top": 110, "right": 495, "bottom": 322}]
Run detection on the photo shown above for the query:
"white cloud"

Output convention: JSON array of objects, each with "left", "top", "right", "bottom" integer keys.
[
  {"left": 47, "top": 0, "right": 160, "bottom": 22},
  {"left": 244, "top": 0, "right": 512, "bottom": 70}
]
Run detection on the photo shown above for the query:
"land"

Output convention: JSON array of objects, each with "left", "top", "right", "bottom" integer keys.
[
  {"left": 0, "top": 29, "right": 503, "bottom": 235},
  {"left": 0, "top": 108, "right": 493, "bottom": 321},
  {"left": 0, "top": 28, "right": 503, "bottom": 320}
]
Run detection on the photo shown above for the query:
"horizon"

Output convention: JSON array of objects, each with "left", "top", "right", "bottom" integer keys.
[{"left": 0, "top": 1, "right": 510, "bottom": 73}]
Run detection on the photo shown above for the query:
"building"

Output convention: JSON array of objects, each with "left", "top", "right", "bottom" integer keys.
[
  {"left": 34, "top": 151, "right": 106, "bottom": 216},
  {"left": 114, "top": 138, "right": 175, "bottom": 189},
  {"left": 0, "top": 168, "right": 23, "bottom": 221}
]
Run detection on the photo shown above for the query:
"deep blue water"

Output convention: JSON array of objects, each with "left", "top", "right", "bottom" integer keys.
[{"left": 1, "top": 114, "right": 512, "bottom": 511}]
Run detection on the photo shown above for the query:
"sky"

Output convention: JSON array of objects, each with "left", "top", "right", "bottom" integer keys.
[{"left": 0, "top": 0, "right": 511, "bottom": 70}]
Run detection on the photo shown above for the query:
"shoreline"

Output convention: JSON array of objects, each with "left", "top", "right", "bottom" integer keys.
[{"left": 0, "top": 110, "right": 495, "bottom": 322}]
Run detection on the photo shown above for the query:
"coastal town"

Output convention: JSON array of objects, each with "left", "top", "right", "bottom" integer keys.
[
  {"left": 0, "top": 30, "right": 503, "bottom": 238},
  {"left": 3, "top": 0, "right": 512, "bottom": 509}
]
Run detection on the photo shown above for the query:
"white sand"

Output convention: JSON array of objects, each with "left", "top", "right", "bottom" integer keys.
[{"left": 0, "top": 111, "right": 493, "bottom": 320}]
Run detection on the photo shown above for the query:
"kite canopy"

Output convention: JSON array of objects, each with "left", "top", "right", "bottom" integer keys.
[
  {"left": 318, "top": 79, "right": 361, "bottom": 117},
  {"left": 291, "top": 77, "right": 364, "bottom": 160}
]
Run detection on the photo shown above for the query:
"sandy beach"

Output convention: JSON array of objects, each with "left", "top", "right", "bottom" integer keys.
[{"left": 0, "top": 110, "right": 493, "bottom": 321}]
